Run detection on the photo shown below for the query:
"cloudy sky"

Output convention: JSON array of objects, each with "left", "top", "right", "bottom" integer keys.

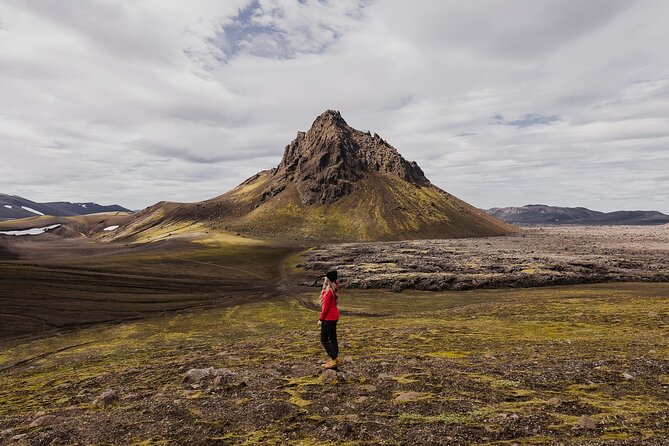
[{"left": 1, "top": 0, "right": 668, "bottom": 212}]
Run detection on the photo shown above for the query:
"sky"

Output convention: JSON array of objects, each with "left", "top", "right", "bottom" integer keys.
[{"left": 1, "top": 0, "right": 668, "bottom": 213}]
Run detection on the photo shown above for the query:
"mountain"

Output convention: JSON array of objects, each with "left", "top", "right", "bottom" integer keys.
[
  {"left": 486, "top": 204, "right": 669, "bottom": 225},
  {"left": 112, "top": 110, "right": 514, "bottom": 243},
  {"left": 0, "top": 194, "right": 131, "bottom": 220}
]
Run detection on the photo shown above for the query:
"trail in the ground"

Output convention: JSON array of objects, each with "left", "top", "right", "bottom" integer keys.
[
  {"left": 0, "top": 341, "right": 96, "bottom": 372},
  {"left": 179, "top": 258, "right": 268, "bottom": 280}
]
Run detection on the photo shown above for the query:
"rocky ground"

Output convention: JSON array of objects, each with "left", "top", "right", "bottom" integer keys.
[
  {"left": 1, "top": 283, "right": 668, "bottom": 445},
  {"left": 298, "top": 225, "right": 669, "bottom": 291},
  {"left": 1, "top": 225, "right": 669, "bottom": 444}
]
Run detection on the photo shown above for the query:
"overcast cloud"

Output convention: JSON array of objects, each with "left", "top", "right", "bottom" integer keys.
[{"left": 1, "top": 0, "right": 667, "bottom": 212}]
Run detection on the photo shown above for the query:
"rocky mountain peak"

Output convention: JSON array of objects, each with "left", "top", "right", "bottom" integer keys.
[
  {"left": 312, "top": 109, "right": 349, "bottom": 129},
  {"left": 262, "top": 110, "right": 429, "bottom": 205}
]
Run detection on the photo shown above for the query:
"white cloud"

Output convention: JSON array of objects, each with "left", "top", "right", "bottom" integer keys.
[{"left": 0, "top": 0, "right": 668, "bottom": 213}]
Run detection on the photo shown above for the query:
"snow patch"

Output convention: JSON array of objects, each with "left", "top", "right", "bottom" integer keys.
[
  {"left": 103, "top": 225, "right": 119, "bottom": 231},
  {"left": 0, "top": 224, "right": 61, "bottom": 236},
  {"left": 21, "top": 206, "right": 45, "bottom": 216},
  {"left": 3, "top": 205, "right": 11, "bottom": 209}
]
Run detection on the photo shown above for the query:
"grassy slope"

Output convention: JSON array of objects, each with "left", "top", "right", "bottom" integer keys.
[
  {"left": 161, "top": 171, "right": 513, "bottom": 242},
  {"left": 1, "top": 282, "right": 668, "bottom": 445}
]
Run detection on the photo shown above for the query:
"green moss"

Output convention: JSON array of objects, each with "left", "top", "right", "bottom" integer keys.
[
  {"left": 426, "top": 350, "right": 469, "bottom": 359},
  {"left": 2, "top": 282, "right": 669, "bottom": 443},
  {"left": 399, "top": 409, "right": 490, "bottom": 424}
]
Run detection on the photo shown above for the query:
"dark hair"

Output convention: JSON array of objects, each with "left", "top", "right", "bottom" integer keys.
[{"left": 326, "top": 270, "right": 338, "bottom": 282}]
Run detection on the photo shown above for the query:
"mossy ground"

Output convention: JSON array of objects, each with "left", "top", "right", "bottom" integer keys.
[{"left": 1, "top": 281, "right": 668, "bottom": 445}]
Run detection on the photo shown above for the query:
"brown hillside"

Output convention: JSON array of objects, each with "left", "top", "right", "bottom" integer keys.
[{"left": 112, "top": 110, "right": 514, "bottom": 243}]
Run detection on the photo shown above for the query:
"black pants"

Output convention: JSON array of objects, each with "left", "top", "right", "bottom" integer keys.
[{"left": 320, "top": 320, "right": 338, "bottom": 360}]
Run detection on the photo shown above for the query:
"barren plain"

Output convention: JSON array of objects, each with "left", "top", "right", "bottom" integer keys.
[{"left": 0, "top": 225, "right": 668, "bottom": 445}]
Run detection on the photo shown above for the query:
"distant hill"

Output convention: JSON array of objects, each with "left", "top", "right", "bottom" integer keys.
[
  {"left": 0, "top": 194, "right": 131, "bottom": 220},
  {"left": 486, "top": 204, "right": 669, "bottom": 225},
  {"left": 111, "top": 110, "right": 514, "bottom": 243}
]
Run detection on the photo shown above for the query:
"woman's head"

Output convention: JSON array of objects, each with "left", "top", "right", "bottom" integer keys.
[{"left": 322, "top": 270, "right": 339, "bottom": 292}]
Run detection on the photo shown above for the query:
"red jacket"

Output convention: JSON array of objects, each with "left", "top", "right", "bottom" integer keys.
[{"left": 319, "top": 288, "right": 339, "bottom": 321}]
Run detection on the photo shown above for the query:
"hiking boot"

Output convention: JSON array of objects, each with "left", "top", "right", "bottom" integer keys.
[
  {"left": 322, "top": 359, "right": 335, "bottom": 369},
  {"left": 324, "top": 358, "right": 338, "bottom": 369}
]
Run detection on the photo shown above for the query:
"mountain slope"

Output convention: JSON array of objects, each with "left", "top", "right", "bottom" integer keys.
[
  {"left": 0, "top": 194, "right": 130, "bottom": 220},
  {"left": 112, "top": 110, "right": 514, "bottom": 243},
  {"left": 486, "top": 204, "right": 669, "bottom": 225}
]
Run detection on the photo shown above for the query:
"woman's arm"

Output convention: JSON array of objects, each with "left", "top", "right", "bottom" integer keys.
[{"left": 319, "top": 289, "right": 333, "bottom": 321}]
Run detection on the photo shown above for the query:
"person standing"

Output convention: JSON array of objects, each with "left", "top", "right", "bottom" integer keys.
[{"left": 318, "top": 270, "right": 340, "bottom": 369}]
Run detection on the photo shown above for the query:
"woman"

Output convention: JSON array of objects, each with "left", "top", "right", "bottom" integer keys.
[{"left": 318, "top": 270, "right": 340, "bottom": 369}]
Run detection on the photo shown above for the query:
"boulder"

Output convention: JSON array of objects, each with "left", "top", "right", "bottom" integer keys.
[
  {"left": 93, "top": 389, "right": 119, "bottom": 408},
  {"left": 546, "top": 397, "right": 562, "bottom": 406},
  {"left": 319, "top": 369, "right": 340, "bottom": 384},
  {"left": 578, "top": 415, "right": 597, "bottom": 430},
  {"left": 183, "top": 367, "right": 236, "bottom": 387},
  {"left": 395, "top": 391, "right": 424, "bottom": 402},
  {"left": 360, "top": 384, "right": 377, "bottom": 393},
  {"left": 29, "top": 415, "right": 57, "bottom": 428}
]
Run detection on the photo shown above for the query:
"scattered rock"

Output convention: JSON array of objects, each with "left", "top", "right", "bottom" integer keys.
[
  {"left": 360, "top": 384, "right": 377, "bottom": 393},
  {"left": 355, "top": 396, "right": 368, "bottom": 403},
  {"left": 622, "top": 372, "right": 634, "bottom": 380},
  {"left": 377, "top": 373, "right": 394, "bottom": 380},
  {"left": 183, "top": 367, "right": 236, "bottom": 388},
  {"left": 319, "top": 369, "right": 339, "bottom": 384},
  {"left": 93, "top": 389, "right": 119, "bottom": 408},
  {"left": 183, "top": 367, "right": 214, "bottom": 383},
  {"left": 546, "top": 397, "right": 562, "bottom": 406},
  {"left": 29, "top": 415, "right": 57, "bottom": 428},
  {"left": 11, "top": 434, "right": 27, "bottom": 441},
  {"left": 577, "top": 415, "right": 597, "bottom": 430},
  {"left": 395, "top": 391, "right": 424, "bottom": 402}
]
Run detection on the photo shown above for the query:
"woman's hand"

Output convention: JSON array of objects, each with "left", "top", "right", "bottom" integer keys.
[{"left": 317, "top": 320, "right": 322, "bottom": 328}]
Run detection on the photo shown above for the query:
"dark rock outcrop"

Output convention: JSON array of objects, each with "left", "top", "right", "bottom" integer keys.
[{"left": 263, "top": 110, "right": 429, "bottom": 205}]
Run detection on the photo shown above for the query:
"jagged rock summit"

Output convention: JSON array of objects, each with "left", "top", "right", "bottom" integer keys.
[
  {"left": 264, "top": 110, "right": 428, "bottom": 205},
  {"left": 112, "top": 110, "right": 514, "bottom": 242}
]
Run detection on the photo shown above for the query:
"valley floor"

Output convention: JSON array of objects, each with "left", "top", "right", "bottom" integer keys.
[
  {"left": 1, "top": 283, "right": 669, "bottom": 445},
  {"left": 0, "top": 226, "right": 668, "bottom": 444}
]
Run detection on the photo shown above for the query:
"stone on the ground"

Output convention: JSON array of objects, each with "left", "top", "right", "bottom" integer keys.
[
  {"left": 546, "top": 397, "right": 561, "bottom": 406},
  {"left": 360, "top": 384, "right": 377, "bottom": 392},
  {"left": 183, "top": 367, "right": 236, "bottom": 387},
  {"left": 622, "top": 372, "right": 634, "bottom": 380},
  {"left": 578, "top": 415, "right": 597, "bottom": 430},
  {"left": 183, "top": 367, "right": 214, "bottom": 383},
  {"left": 319, "top": 369, "right": 339, "bottom": 384},
  {"left": 395, "top": 391, "right": 424, "bottom": 402},
  {"left": 29, "top": 415, "right": 57, "bottom": 428},
  {"left": 11, "top": 434, "right": 27, "bottom": 441},
  {"left": 93, "top": 389, "right": 119, "bottom": 408}
]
